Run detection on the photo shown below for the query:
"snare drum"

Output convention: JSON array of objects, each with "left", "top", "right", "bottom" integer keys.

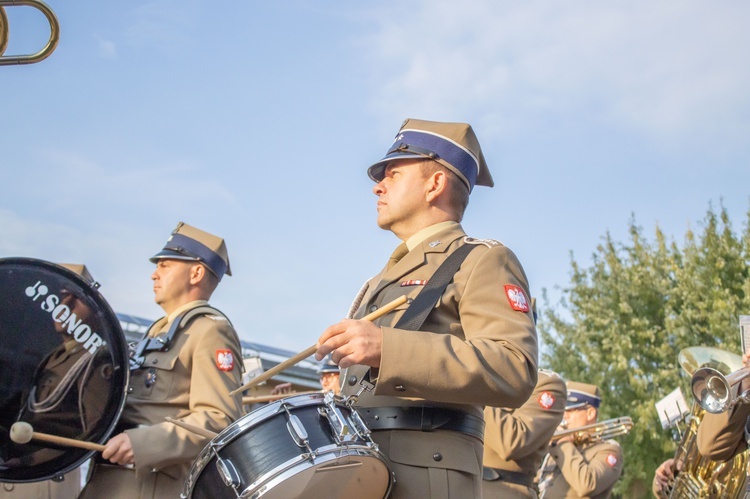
[{"left": 183, "top": 392, "right": 393, "bottom": 499}]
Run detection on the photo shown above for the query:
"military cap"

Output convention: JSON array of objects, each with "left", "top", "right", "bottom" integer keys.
[
  {"left": 150, "top": 222, "right": 231, "bottom": 280},
  {"left": 58, "top": 263, "right": 94, "bottom": 284},
  {"left": 317, "top": 354, "right": 340, "bottom": 375},
  {"left": 565, "top": 381, "right": 601, "bottom": 410},
  {"left": 367, "top": 118, "right": 494, "bottom": 192}
]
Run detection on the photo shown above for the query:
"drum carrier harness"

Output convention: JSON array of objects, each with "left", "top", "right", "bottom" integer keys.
[{"left": 129, "top": 306, "right": 231, "bottom": 370}]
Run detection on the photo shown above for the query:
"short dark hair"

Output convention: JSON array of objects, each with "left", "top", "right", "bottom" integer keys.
[{"left": 420, "top": 161, "right": 470, "bottom": 220}]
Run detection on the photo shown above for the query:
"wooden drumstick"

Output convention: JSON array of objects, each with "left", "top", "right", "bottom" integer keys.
[
  {"left": 229, "top": 294, "right": 409, "bottom": 397},
  {"left": 10, "top": 422, "right": 106, "bottom": 452},
  {"left": 164, "top": 417, "right": 217, "bottom": 439},
  {"left": 242, "top": 390, "right": 320, "bottom": 405}
]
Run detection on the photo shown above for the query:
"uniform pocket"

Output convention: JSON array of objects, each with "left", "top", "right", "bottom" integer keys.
[
  {"left": 386, "top": 430, "right": 481, "bottom": 475},
  {"left": 128, "top": 351, "right": 179, "bottom": 402}
]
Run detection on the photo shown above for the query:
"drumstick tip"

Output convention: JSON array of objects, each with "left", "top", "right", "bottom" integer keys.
[{"left": 9, "top": 422, "right": 33, "bottom": 444}]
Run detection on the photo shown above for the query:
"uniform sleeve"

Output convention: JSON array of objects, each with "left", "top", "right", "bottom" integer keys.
[
  {"left": 484, "top": 375, "right": 566, "bottom": 461},
  {"left": 377, "top": 245, "right": 538, "bottom": 407},
  {"left": 127, "top": 317, "right": 243, "bottom": 470},
  {"left": 696, "top": 403, "right": 750, "bottom": 461},
  {"left": 548, "top": 440, "right": 623, "bottom": 496}
]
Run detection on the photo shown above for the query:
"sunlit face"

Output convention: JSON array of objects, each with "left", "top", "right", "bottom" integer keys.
[
  {"left": 320, "top": 372, "right": 340, "bottom": 395},
  {"left": 563, "top": 405, "right": 596, "bottom": 429},
  {"left": 151, "top": 259, "right": 195, "bottom": 314},
  {"left": 372, "top": 160, "right": 431, "bottom": 239}
]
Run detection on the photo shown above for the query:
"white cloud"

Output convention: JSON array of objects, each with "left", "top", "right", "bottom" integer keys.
[{"left": 363, "top": 1, "right": 750, "bottom": 145}]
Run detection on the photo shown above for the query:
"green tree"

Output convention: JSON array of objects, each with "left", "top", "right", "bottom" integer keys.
[{"left": 539, "top": 203, "right": 750, "bottom": 496}]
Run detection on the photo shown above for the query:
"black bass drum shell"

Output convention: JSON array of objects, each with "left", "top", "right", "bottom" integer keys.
[{"left": 0, "top": 257, "right": 129, "bottom": 482}]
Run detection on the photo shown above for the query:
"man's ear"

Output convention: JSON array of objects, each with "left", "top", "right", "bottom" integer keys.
[
  {"left": 425, "top": 170, "right": 448, "bottom": 202},
  {"left": 189, "top": 263, "right": 206, "bottom": 285}
]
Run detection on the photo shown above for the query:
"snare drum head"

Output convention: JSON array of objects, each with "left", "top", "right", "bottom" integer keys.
[{"left": 0, "top": 258, "right": 129, "bottom": 482}]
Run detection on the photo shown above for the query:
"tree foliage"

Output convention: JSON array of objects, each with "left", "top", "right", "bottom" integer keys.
[{"left": 539, "top": 203, "right": 750, "bottom": 496}]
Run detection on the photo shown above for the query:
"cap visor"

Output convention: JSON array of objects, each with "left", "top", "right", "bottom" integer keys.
[
  {"left": 149, "top": 249, "right": 200, "bottom": 264},
  {"left": 367, "top": 152, "right": 428, "bottom": 182}
]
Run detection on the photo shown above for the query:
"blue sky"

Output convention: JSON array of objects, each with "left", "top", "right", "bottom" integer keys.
[{"left": 3, "top": 1, "right": 749, "bottom": 352}]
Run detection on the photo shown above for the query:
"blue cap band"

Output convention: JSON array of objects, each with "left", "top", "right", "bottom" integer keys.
[
  {"left": 391, "top": 130, "right": 479, "bottom": 188},
  {"left": 163, "top": 233, "right": 227, "bottom": 277},
  {"left": 566, "top": 390, "right": 601, "bottom": 409}
]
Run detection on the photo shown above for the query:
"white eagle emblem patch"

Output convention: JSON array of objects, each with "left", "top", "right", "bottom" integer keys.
[
  {"left": 504, "top": 285, "right": 530, "bottom": 312},
  {"left": 215, "top": 350, "right": 234, "bottom": 372},
  {"left": 538, "top": 391, "right": 555, "bottom": 410}
]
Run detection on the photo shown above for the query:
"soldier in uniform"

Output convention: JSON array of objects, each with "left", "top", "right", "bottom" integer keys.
[
  {"left": 80, "top": 222, "right": 243, "bottom": 499},
  {"left": 316, "top": 118, "right": 538, "bottom": 498},
  {"left": 537, "top": 381, "right": 623, "bottom": 499},
  {"left": 695, "top": 349, "right": 750, "bottom": 461},
  {"left": 482, "top": 369, "right": 566, "bottom": 498}
]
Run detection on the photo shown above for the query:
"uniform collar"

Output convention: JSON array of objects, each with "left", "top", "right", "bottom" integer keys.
[{"left": 405, "top": 221, "right": 460, "bottom": 251}]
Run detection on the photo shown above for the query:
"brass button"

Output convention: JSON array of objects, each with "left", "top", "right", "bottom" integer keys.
[
  {"left": 369, "top": 305, "right": 378, "bottom": 313},
  {"left": 152, "top": 359, "right": 158, "bottom": 365},
  {"left": 348, "top": 376, "right": 358, "bottom": 386},
  {"left": 433, "top": 453, "right": 443, "bottom": 462}
]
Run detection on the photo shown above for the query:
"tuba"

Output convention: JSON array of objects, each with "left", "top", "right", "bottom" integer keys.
[{"left": 663, "top": 347, "right": 748, "bottom": 499}]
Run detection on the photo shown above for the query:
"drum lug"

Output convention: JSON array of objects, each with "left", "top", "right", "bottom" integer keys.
[
  {"left": 349, "top": 409, "right": 372, "bottom": 439},
  {"left": 287, "top": 414, "right": 310, "bottom": 449},
  {"left": 319, "top": 398, "right": 357, "bottom": 444},
  {"left": 215, "top": 456, "right": 242, "bottom": 489}
]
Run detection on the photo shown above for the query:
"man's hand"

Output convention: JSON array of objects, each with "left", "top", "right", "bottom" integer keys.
[
  {"left": 270, "top": 382, "right": 294, "bottom": 396},
  {"left": 652, "top": 458, "right": 680, "bottom": 497},
  {"left": 102, "top": 432, "right": 135, "bottom": 466},
  {"left": 316, "top": 319, "right": 383, "bottom": 369}
]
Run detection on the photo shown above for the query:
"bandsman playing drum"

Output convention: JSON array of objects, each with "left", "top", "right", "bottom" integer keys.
[
  {"left": 316, "top": 118, "right": 538, "bottom": 498},
  {"left": 80, "top": 222, "right": 243, "bottom": 499},
  {"left": 537, "top": 381, "right": 624, "bottom": 499},
  {"left": 482, "top": 369, "right": 566, "bottom": 498}
]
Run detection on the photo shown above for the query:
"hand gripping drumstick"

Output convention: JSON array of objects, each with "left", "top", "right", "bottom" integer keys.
[
  {"left": 229, "top": 294, "right": 409, "bottom": 397},
  {"left": 10, "top": 422, "right": 106, "bottom": 452},
  {"left": 164, "top": 417, "right": 218, "bottom": 439}
]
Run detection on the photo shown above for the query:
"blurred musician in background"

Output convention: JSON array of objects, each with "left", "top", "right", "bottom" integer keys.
[
  {"left": 696, "top": 349, "right": 750, "bottom": 461},
  {"left": 538, "top": 381, "right": 624, "bottom": 499},
  {"left": 318, "top": 354, "right": 341, "bottom": 395},
  {"left": 482, "top": 369, "right": 566, "bottom": 498},
  {"left": 80, "top": 222, "right": 243, "bottom": 499}
]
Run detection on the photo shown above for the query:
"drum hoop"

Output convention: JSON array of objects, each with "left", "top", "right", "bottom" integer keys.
[
  {"left": 242, "top": 446, "right": 392, "bottom": 499},
  {"left": 0, "top": 257, "right": 130, "bottom": 482}
]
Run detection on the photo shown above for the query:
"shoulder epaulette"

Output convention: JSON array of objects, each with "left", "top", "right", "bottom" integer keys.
[
  {"left": 463, "top": 236, "right": 502, "bottom": 248},
  {"left": 539, "top": 368, "right": 562, "bottom": 379}
]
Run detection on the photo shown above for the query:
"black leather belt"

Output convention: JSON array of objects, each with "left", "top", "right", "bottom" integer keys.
[
  {"left": 359, "top": 406, "right": 485, "bottom": 442},
  {"left": 482, "top": 467, "right": 535, "bottom": 488}
]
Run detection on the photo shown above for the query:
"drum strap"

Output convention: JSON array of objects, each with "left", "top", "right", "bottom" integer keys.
[
  {"left": 394, "top": 242, "right": 477, "bottom": 331},
  {"left": 129, "top": 306, "right": 231, "bottom": 370}
]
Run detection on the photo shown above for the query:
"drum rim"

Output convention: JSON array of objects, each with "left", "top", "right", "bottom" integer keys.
[
  {"left": 185, "top": 441, "right": 391, "bottom": 498},
  {"left": 0, "top": 257, "right": 130, "bottom": 482}
]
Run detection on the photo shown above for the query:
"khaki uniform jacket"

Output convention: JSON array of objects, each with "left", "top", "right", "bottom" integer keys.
[
  {"left": 342, "top": 225, "right": 538, "bottom": 498},
  {"left": 81, "top": 301, "right": 243, "bottom": 499},
  {"left": 539, "top": 439, "right": 623, "bottom": 499},
  {"left": 696, "top": 399, "right": 750, "bottom": 461},
  {"left": 483, "top": 370, "right": 566, "bottom": 498}
]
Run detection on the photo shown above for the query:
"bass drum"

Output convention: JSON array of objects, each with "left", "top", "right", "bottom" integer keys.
[
  {"left": 0, "top": 257, "right": 129, "bottom": 482},
  {"left": 184, "top": 392, "right": 393, "bottom": 499}
]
